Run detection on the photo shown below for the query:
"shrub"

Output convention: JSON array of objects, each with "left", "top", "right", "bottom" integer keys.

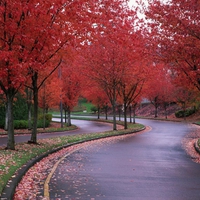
[
  {"left": 91, "top": 106, "right": 98, "bottom": 113},
  {"left": 0, "top": 113, "right": 52, "bottom": 130},
  {"left": 37, "top": 113, "right": 52, "bottom": 128},
  {"left": 38, "top": 113, "right": 52, "bottom": 121},
  {"left": 175, "top": 108, "right": 195, "bottom": 118},
  {"left": 0, "top": 120, "right": 5, "bottom": 129},
  {"left": 37, "top": 119, "right": 50, "bottom": 128},
  {"left": 13, "top": 93, "right": 29, "bottom": 120},
  {"left": 14, "top": 120, "right": 28, "bottom": 129}
]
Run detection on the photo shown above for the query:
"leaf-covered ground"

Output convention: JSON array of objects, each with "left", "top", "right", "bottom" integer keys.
[{"left": 182, "top": 124, "right": 200, "bottom": 164}]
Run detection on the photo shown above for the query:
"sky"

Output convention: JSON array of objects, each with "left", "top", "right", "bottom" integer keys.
[{"left": 129, "top": 0, "right": 136, "bottom": 7}]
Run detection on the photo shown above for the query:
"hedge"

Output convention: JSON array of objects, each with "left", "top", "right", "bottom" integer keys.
[
  {"left": 0, "top": 114, "right": 52, "bottom": 129},
  {"left": 175, "top": 109, "right": 195, "bottom": 118}
]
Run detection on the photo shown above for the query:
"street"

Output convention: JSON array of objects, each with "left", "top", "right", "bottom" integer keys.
[{"left": 48, "top": 119, "right": 200, "bottom": 200}]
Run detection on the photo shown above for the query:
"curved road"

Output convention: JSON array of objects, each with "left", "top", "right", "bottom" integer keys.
[
  {"left": 47, "top": 119, "right": 200, "bottom": 200},
  {"left": 0, "top": 119, "right": 113, "bottom": 147}
]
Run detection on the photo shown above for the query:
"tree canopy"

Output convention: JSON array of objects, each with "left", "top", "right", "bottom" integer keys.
[{"left": 0, "top": 0, "right": 200, "bottom": 149}]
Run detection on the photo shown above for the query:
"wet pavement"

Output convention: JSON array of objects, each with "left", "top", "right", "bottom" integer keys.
[{"left": 47, "top": 119, "right": 200, "bottom": 200}]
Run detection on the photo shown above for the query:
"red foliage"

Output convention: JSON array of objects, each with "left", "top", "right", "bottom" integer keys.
[{"left": 144, "top": 0, "right": 200, "bottom": 91}]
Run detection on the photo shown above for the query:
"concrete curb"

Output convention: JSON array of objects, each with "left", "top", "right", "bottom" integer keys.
[{"left": 0, "top": 127, "right": 145, "bottom": 200}]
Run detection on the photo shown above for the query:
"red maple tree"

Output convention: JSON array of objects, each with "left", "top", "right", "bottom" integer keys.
[
  {"left": 82, "top": 15, "right": 149, "bottom": 129},
  {"left": 144, "top": 0, "right": 200, "bottom": 92},
  {"left": 82, "top": 81, "right": 110, "bottom": 119},
  {"left": 61, "top": 62, "right": 82, "bottom": 126},
  {"left": 0, "top": 0, "right": 103, "bottom": 148}
]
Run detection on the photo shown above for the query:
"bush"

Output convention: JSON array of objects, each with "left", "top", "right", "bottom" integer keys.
[
  {"left": 37, "top": 113, "right": 52, "bottom": 128},
  {"left": 14, "top": 120, "right": 28, "bottom": 129},
  {"left": 175, "top": 108, "right": 195, "bottom": 118},
  {"left": 38, "top": 113, "right": 52, "bottom": 121},
  {"left": 0, "top": 120, "right": 5, "bottom": 129},
  {"left": 91, "top": 106, "right": 98, "bottom": 113},
  {"left": 37, "top": 119, "right": 50, "bottom": 128},
  {"left": 13, "top": 93, "right": 29, "bottom": 120},
  {"left": 0, "top": 113, "right": 53, "bottom": 130}
]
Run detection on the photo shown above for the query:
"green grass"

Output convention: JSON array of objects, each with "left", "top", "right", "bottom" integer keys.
[
  {"left": 198, "top": 139, "right": 200, "bottom": 147},
  {"left": 49, "top": 101, "right": 95, "bottom": 115},
  {"left": 195, "top": 121, "right": 200, "bottom": 126},
  {"left": 0, "top": 121, "right": 144, "bottom": 195}
]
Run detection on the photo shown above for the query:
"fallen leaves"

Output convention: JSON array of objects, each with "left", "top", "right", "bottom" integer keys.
[{"left": 182, "top": 124, "right": 200, "bottom": 163}]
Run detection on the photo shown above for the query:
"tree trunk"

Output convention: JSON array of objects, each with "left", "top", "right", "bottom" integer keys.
[
  {"left": 112, "top": 91, "right": 117, "bottom": 130},
  {"left": 4, "top": 103, "right": 8, "bottom": 131},
  {"left": 29, "top": 72, "right": 38, "bottom": 144},
  {"left": 129, "top": 106, "right": 132, "bottom": 123},
  {"left": 64, "top": 109, "right": 67, "bottom": 124},
  {"left": 60, "top": 100, "right": 63, "bottom": 128},
  {"left": 6, "top": 90, "right": 15, "bottom": 150},
  {"left": 112, "top": 103, "right": 117, "bottom": 130},
  {"left": 97, "top": 106, "right": 100, "bottom": 119},
  {"left": 183, "top": 102, "right": 186, "bottom": 120},
  {"left": 118, "top": 108, "right": 121, "bottom": 121},
  {"left": 133, "top": 104, "right": 136, "bottom": 124},
  {"left": 124, "top": 103, "right": 128, "bottom": 129},
  {"left": 43, "top": 108, "right": 46, "bottom": 130},
  {"left": 105, "top": 104, "right": 108, "bottom": 120},
  {"left": 164, "top": 103, "right": 168, "bottom": 119},
  {"left": 27, "top": 88, "right": 32, "bottom": 130},
  {"left": 28, "top": 104, "right": 32, "bottom": 130},
  {"left": 154, "top": 104, "right": 158, "bottom": 118},
  {"left": 67, "top": 109, "right": 71, "bottom": 126}
]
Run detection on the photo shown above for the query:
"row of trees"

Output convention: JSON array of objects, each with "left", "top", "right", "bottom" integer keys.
[
  {"left": 0, "top": 0, "right": 200, "bottom": 150},
  {"left": 0, "top": 0, "right": 143, "bottom": 150},
  {"left": 141, "top": 0, "right": 200, "bottom": 110}
]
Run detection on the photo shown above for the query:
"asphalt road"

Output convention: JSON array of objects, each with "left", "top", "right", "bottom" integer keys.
[{"left": 48, "top": 119, "right": 200, "bottom": 200}]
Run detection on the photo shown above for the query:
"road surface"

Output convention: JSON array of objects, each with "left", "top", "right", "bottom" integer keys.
[{"left": 47, "top": 119, "right": 200, "bottom": 200}]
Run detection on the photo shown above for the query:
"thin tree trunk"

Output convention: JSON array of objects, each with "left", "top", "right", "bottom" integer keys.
[
  {"left": 164, "top": 103, "right": 168, "bottom": 119},
  {"left": 155, "top": 104, "right": 158, "bottom": 118},
  {"left": 118, "top": 108, "right": 121, "bottom": 121},
  {"left": 60, "top": 101, "right": 63, "bottom": 128},
  {"left": 129, "top": 106, "right": 132, "bottom": 123},
  {"left": 29, "top": 72, "right": 38, "bottom": 144},
  {"left": 124, "top": 103, "right": 128, "bottom": 129},
  {"left": 64, "top": 109, "right": 67, "bottom": 124},
  {"left": 43, "top": 108, "right": 46, "bottom": 130},
  {"left": 28, "top": 104, "right": 32, "bottom": 130},
  {"left": 183, "top": 102, "right": 186, "bottom": 120},
  {"left": 112, "top": 91, "right": 117, "bottom": 130},
  {"left": 97, "top": 106, "right": 100, "bottom": 119},
  {"left": 43, "top": 84, "right": 46, "bottom": 130},
  {"left": 6, "top": 90, "right": 15, "bottom": 150},
  {"left": 27, "top": 89, "right": 32, "bottom": 130},
  {"left": 67, "top": 109, "right": 71, "bottom": 126},
  {"left": 4, "top": 103, "right": 8, "bottom": 131},
  {"left": 105, "top": 104, "right": 108, "bottom": 120},
  {"left": 133, "top": 104, "right": 136, "bottom": 124},
  {"left": 112, "top": 103, "right": 117, "bottom": 130}
]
